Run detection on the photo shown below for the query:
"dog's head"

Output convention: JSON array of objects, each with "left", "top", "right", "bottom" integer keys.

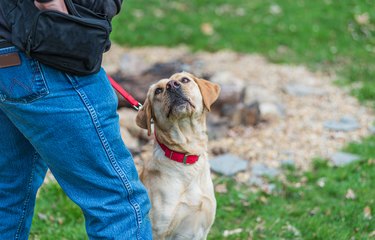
[{"left": 136, "top": 72, "right": 220, "bottom": 136}]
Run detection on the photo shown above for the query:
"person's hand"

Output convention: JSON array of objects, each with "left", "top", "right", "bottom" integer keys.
[{"left": 34, "top": 0, "right": 68, "bottom": 14}]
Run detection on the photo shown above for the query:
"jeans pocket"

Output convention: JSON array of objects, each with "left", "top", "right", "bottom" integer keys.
[{"left": 0, "top": 47, "right": 49, "bottom": 103}]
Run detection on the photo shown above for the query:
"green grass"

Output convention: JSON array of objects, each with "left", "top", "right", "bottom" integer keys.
[
  {"left": 30, "top": 183, "right": 86, "bottom": 240},
  {"left": 209, "top": 136, "right": 375, "bottom": 239},
  {"left": 30, "top": 137, "right": 375, "bottom": 239},
  {"left": 112, "top": 0, "right": 374, "bottom": 105}
]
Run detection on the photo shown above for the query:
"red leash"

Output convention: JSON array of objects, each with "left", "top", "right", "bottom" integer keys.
[{"left": 107, "top": 74, "right": 143, "bottom": 111}]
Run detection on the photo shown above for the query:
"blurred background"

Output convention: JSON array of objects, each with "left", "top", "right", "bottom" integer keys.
[{"left": 31, "top": 0, "right": 374, "bottom": 239}]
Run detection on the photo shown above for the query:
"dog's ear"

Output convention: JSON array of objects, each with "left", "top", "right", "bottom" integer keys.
[
  {"left": 136, "top": 98, "right": 152, "bottom": 136},
  {"left": 194, "top": 78, "right": 221, "bottom": 111}
]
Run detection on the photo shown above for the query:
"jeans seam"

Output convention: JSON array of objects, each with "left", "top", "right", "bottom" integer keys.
[
  {"left": 15, "top": 152, "right": 37, "bottom": 240},
  {"left": 66, "top": 74, "right": 143, "bottom": 239}
]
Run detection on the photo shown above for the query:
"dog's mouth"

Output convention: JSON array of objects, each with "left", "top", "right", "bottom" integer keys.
[{"left": 167, "top": 92, "right": 196, "bottom": 118}]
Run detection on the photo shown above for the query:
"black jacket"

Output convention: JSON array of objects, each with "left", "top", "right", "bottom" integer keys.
[{"left": 0, "top": 0, "right": 123, "bottom": 41}]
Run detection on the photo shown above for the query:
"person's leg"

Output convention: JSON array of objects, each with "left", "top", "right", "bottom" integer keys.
[
  {"left": 0, "top": 108, "right": 48, "bottom": 239},
  {"left": 0, "top": 47, "right": 151, "bottom": 239}
]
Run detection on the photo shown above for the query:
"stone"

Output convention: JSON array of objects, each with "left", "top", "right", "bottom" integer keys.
[
  {"left": 209, "top": 154, "right": 248, "bottom": 176},
  {"left": 267, "top": 183, "right": 276, "bottom": 193},
  {"left": 259, "top": 102, "right": 285, "bottom": 120},
  {"left": 248, "top": 176, "right": 276, "bottom": 193},
  {"left": 118, "top": 108, "right": 151, "bottom": 141},
  {"left": 229, "top": 102, "right": 261, "bottom": 126},
  {"left": 120, "top": 53, "right": 150, "bottom": 76},
  {"left": 220, "top": 103, "right": 238, "bottom": 117},
  {"left": 210, "top": 71, "right": 245, "bottom": 88},
  {"left": 251, "top": 163, "right": 280, "bottom": 178},
  {"left": 324, "top": 116, "right": 360, "bottom": 132},
  {"left": 120, "top": 126, "right": 140, "bottom": 151},
  {"left": 209, "top": 71, "right": 245, "bottom": 112},
  {"left": 281, "top": 159, "right": 295, "bottom": 167},
  {"left": 207, "top": 123, "right": 228, "bottom": 140},
  {"left": 206, "top": 114, "right": 228, "bottom": 140},
  {"left": 369, "top": 125, "right": 375, "bottom": 134},
  {"left": 243, "top": 86, "right": 279, "bottom": 105},
  {"left": 248, "top": 176, "right": 265, "bottom": 186},
  {"left": 213, "top": 85, "right": 244, "bottom": 112},
  {"left": 211, "top": 146, "right": 229, "bottom": 156},
  {"left": 330, "top": 152, "right": 361, "bottom": 167},
  {"left": 242, "top": 86, "right": 284, "bottom": 121},
  {"left": 143, "top": 60, "right": 190, "bottom": 78},
  {"left": 284, "top": 84, "right": 326, "bottom": 96}
]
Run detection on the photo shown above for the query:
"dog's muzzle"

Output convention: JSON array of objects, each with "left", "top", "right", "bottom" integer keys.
[{"left": 167, "top": 80, "right": 186, "bottom": 104}]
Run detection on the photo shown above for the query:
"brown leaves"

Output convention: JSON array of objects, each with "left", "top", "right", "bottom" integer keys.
[
  {"left": 223, "top": 228, "right": 243, "bottom": 237},
  {"left": 345, "top": 189, "right": 356, "bottom": 200},
  {"left": 215, "top": 183, "right": 228, "bottom": 193},
  {"left": 37, "top": 212, "right": 64, "bottom": 225},
  {"left": 201, "top": 23, "right": 215, "bottom": 36},
  {"left": 355, "top": 13, "right": 370, "bottom": 26},
  {"left": 364, "top": 206, "right": 372, "bottom": 220},
  {"left": 317, "top": 178, "right": 326, "bottom": 188}
]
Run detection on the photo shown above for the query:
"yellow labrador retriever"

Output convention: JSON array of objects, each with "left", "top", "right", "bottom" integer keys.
[{"left": 136, "top": 72, "right": 220, "bottom": 240}]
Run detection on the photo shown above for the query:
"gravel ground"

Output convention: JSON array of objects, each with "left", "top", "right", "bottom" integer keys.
[{"left": 103, "top": 44, "right": 374, "bottom": 171}]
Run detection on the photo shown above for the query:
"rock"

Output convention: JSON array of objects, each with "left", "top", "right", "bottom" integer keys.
[
  {"left": 220, "top": 103, "right": 238, "bottom": 117},
  {"left": 206, "top": 114, "right": 229, "bottom": 140},
  {"left": 118, "top": 108, "right": 137, "bottom": 127},
  {"left": 324, "top": 116, "right": 360, "bottom": 132},
  {"left": 207, "top": 123, "right": 228, "bottom": 140},
  {"left": 369, "top": 125, "right": 375, "bottom": 134},
  {"left": 267, "top": 183, "right": 276, "bottom": 193},
  {"left": 330, "top": 152, "right": 361, "bottom": 167},
  {"left": 120, "top": 53, "right": 151, "bottom": 76},
  {"left": 210, "top": 71, "right": 245, "bottom": 112},
  {"left": 102, "top": 44, "right": 127, "bottom": 74},
  {"left": 118, "top": 108, "right": 151, "bottom": 141},
  {"left": 229, "top": 102, "right": 261, "bottom": 127},
  {"left": 284, "top": 84, "right": 326, "bottom": 96},
  {"left": 209, "top": 154, "right": 248, "bottom": 176},
  {"left": 143, "top": 60, "right": 190, "bottom": 78},
  {"left": 259, "top": 102, "right": 285, "bottom": 120},
  {"left": 243, "top": 102, "right": 261, "bottom": 126},
  {"left": 248, "top": 176, "right": 265, "bottom": 186},
  {"left": 215, "top": 184, "right": 228, "bottom": 193},
  {"left": 213, "top": 85, "right": 244, "bottom": 112},
  {"left": 211, "top": 146, "right": 229, "bottom": 156},
  {"left": 345, "top": 188, "right": 356, "bottom": 200},
  {"left": 251, "top": 163, "right": 280, "bottom": 178},
  {"left": 120, "top": 126, "right": 140, "bottom": 151},
  {"left": 210, "top": 71, "right": 245, "bottom": 88},
  {"left": 248, "top": 176, "right": 276, "bottom": 193},
  {"left": 281, "top": 159, "right": 295, "bottom": 167},
  {"left": 243, "top": 86, "right": 279, "bottom": 105},
  {"left": 234, "top": 172, "right": 250, "bottom": 183}
]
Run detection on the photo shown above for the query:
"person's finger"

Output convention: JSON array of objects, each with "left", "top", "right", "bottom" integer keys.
[{"left": 34, "top": 0, "right": 68, "bottom": 14}]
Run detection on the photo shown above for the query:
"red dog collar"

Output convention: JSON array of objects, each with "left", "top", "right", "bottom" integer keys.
[{"left": 154, "top": 133, "right": 199, "bottom": 165}]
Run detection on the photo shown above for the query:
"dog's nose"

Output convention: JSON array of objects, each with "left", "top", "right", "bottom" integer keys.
[{"left": 166, "top": 80, "right": 181, "bottom": 91}]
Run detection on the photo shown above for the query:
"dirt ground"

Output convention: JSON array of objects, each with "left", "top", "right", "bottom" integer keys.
[{"left": 103, "top": 44, "right": 374, "bottom": 171}]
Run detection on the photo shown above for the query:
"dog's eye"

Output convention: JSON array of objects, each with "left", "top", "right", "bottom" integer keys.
[
  {"left": 181, "top": 77, "right": 190, "bottom": 83},
  {"left": 155, "top": 88, "right": 163, "bottom": 95}
]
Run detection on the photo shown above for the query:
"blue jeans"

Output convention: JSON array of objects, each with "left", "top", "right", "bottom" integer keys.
[{"left": 0, "top": 46, "right": 152, "bottom": 239}]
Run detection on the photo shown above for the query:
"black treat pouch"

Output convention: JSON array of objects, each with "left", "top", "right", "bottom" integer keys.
[{"left": 6, "top": 0, "right": 111, "bottom": 75}]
